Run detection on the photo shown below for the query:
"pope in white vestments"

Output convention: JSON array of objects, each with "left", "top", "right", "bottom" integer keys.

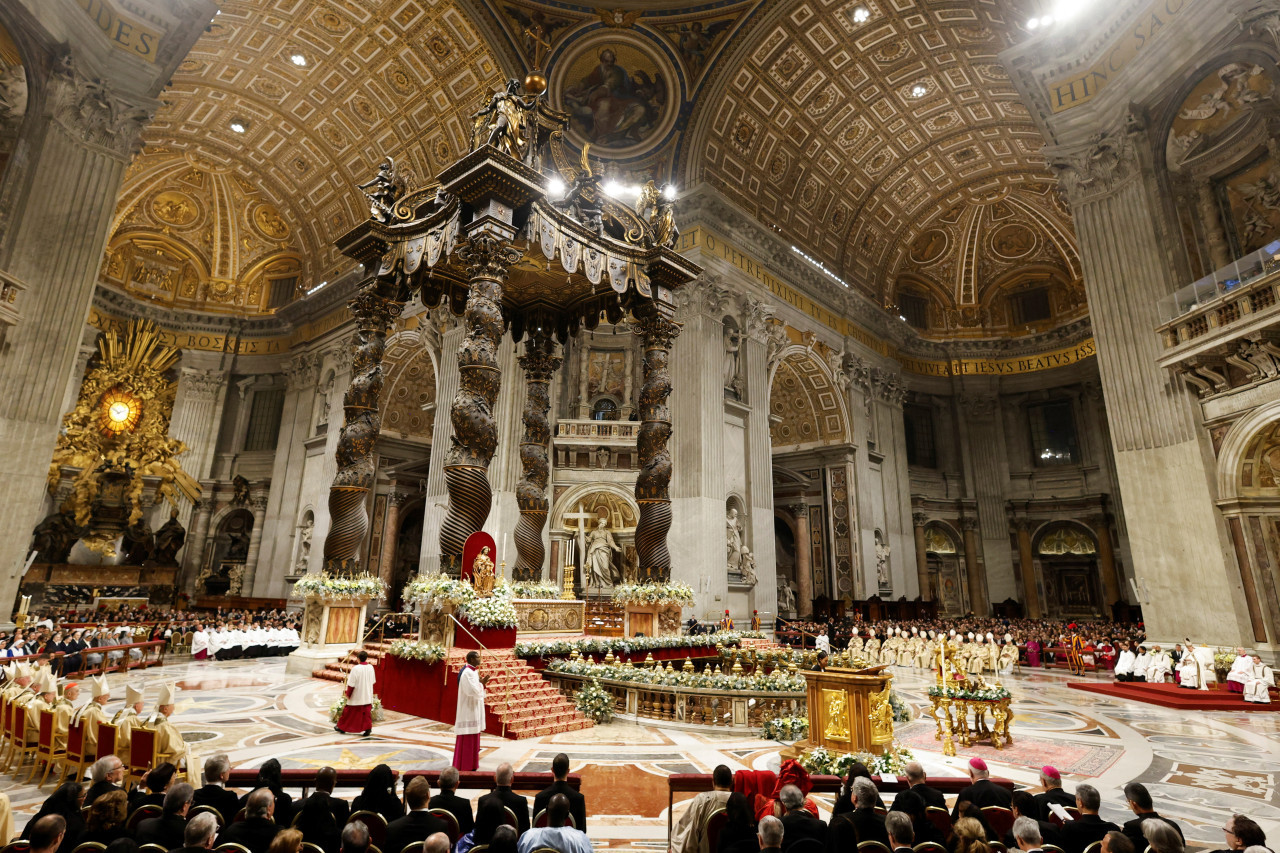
[
  {"left": 1179, "top": 643, "right": 1217, "bottom": 689},
  {"left": 453, "top": 650, "right": 487, "bottom": 771},
  {"left": 1243, "top": 654, "right": 1274, "bottom": 704}
]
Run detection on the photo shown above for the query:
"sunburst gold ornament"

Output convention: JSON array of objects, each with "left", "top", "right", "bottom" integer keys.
[{"left": 98, "top": 389, "right": 141, "bottom": 434}]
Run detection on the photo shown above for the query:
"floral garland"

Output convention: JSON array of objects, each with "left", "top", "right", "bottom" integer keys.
[
  {"left": 798, "top": 745, "right": 914, "bottom": 777},
  {"left": 573, "top": 679, "right": 614, "bottom": 723},
  {"left": 462, "top": 592, "right": 519, "bottom": 628},
  {"left": 547, "top": 659, "right": 806, "bottom": 692},
  {"left": 292, "top": 573, "right": 387, "bottom": 601},
  {"left": 329, "top": 694, "right": 386, "bottom": 723},
  {"left": 927, "top": 684, "right": 1011, "bottom": 701},
  {"left": 402, "top": 574, "right": 518, "bottom": 628},
  {"left": 386, "top": 640, "right": 447, "bottom": 664},
  {"left": 509, "top": 582, "right": 561, "bottom": 600},
  {"left": 516, "top": 631, "right": 766, "bottom": 658},
  {"left": 612, "top": 582, "right": 695, "bottom": 607},
  {"left": 762, "top": 716, "right": 809, "bottom": 741}
]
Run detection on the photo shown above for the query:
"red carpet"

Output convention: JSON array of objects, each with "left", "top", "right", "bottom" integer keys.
[{"left": 1068, "top": 680, "right": 1280, "bottom": 711}]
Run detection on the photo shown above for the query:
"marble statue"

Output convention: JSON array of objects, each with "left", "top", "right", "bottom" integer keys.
[
  {"left": 726, "top": 508, "right": 743, "bottom": 573},
  {"left": 777, "top": 574, "right": 797, "bottom": 613},
  {"left": 295, "top": 517, "right": 313, "bottom": 573},
  {"left": 585, "top": 518, "right": 620, "bottom": 588},
  {"left": 739, "top": 546, "right": 758, "bottom": 587},
  {"left": 471, "top": 546, "right": 496, "bottom": 596},
  {"left": 152, "top": 510, "right": 186, "bottom": 565},
  {"left": 723, "top": 325, "right": 742, "bottom": 395},
  {"left": 765, "top": 321, "right": 789, "bottom": 368},
  {"left": 875, "top": 536, "right": 891, "bottom": 587}
]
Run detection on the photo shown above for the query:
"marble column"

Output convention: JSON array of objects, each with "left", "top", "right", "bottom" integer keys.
[
  {"left": 1013, "top": 520, "right": 1041, "bottom": 619},
  {"left": 168, "top": 365, "right": 228, "bottom": 537},
  {"left": 633, "top": 306, "right": 680, "bottom": 582},
  {"left": 742, "top": 299, "right": 777, "bottom": 617},
  {"left": 956, "top": 393, "right": 1016, "bottom": 602},
  {"left": 378, "top": 489, "right": 407, "bottom": 601},
  {"left": 1091, "top": 513, "right": 1122, "bottom": 609},
  {"left": 913, "top": 512, "right": 931, "bottom": 602},
  {"left": 1047, "top": 129, "right": 1244, "bottom": 645},
  {"left": 960, "top": 516, "right": 985, "bottom": 616},
  {"left": 421, "top": 322, "right": 465, "bottom": 575},
  {"left": 792, "top": 505, "right": 813, "bottom": 618},
  {"left": 513, "top": 334, "right": 560, "bottom": 581},
  {"left": 242, "top": 492, "right": 270, "bottom": 595},
  {"left": 183, "top": 496, "right": 214, "bottom": 594}
]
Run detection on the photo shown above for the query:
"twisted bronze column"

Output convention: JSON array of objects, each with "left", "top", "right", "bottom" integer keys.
[
  {"left": 439, "top": 233, "right": 520, "bottom": 571},
  {"left": 323, "top": 285, "right": 402, "bottom": 575},
  {"left": 632, "top": 309, "right": 680, "bottom": 582},
  {"left": 512, "top": 332, "right": 561, "bottom": 581}
]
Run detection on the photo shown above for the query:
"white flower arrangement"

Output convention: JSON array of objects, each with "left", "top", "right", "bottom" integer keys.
[
  {"left": 461, "top": 592, "right": 519, "bottom": 628},
  {"left": 386, "top": 640, "right": 447, "bottom": 663},
  {"left": 329, "top": 694, "right": 386, "bottom": 723},
  {"left": 798, "top": 744, "right": 915, "bottom": 777},
  {"left": 574, "top": 679, "right": 614, "bottom": 723},
  {"left": 509, "top": 582, "right": 561, "bottom": 600},
  {"left": 612, "top": 582, "right": 695, "bottom": 607},
  {"left": 292, "top": 572, "right": 387, "bottom": 601},
  {"left": 927, "top": 684, "right": 1011, "bottom": 701},
  {"left": 547, "top": 659, "right": 806, "bottom": 692},
  {"left": 762, "top": 716, "right": 809, "bottom": 741},
  {"left": 516, "top": 631, "right": 766, "bottom": 658},
  {"left": 404, "top": 574, "right": 475, "bottom": 609}
]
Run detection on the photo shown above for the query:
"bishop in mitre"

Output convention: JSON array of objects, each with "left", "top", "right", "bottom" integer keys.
[
  {"left": 72, "top": 675, "right": 111, "bottom": 755},
  {"left": 146, "top": 683, "right": 191, "bottom": 770},
  {"left": 113, "top": 683, "right": 145, "bottom": 761},
  {"left": 24, "top": 669, "right": 57, "bottom": 744},
  {"left": 1243, "top": 653, "right": 1275, "bottom": 704},
  {"left": 452, "top": 650, "right": 488, "bottom": 772},
  {"left": 54, "top": 680, "right": 80, "bottom": 752}
]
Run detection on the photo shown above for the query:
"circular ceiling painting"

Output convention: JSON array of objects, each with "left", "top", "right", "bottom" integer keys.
[
  {"left": 909, "top": 229, "right": 948, "bottom": 264},
  {"left": 550, "top": 32, "right": 678, "bottom": 158},
  {"left": 991, "top": 223, "right": 1036, "bottom": 259},
  {"left": 151, "top": 190, "right": 200, "bottom": 227}
]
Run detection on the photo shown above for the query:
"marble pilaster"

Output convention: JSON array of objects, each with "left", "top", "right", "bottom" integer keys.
[{"left": 420, "top": 322, "right": 465, "bottom": 574}]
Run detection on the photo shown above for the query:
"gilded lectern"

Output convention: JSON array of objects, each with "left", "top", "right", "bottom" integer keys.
[{"left": 794, "top": 666, "right": 895, "bottom": 756}]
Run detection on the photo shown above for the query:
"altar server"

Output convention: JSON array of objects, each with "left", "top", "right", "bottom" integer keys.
[
  {"left": 191, "top": 624, "right": 209, "bottom": 661},
  {"left": 1226, "top": 648, "right": 1252, "bottom": 694},
  {"left": 1145, "top": 646, "right": 1172, "bottom": 684},
  {"left": 335, "top": 650, "right": 376, "bottom": 737},
  {"left": 1113, "top": 642, "right": 1136, "bottom": 682},
  {"left": 1244, "top": 653, "right": 1274, "bottom": 704},
  {"left": 452, "top": 650, "right": 487, "bottom": 771}
]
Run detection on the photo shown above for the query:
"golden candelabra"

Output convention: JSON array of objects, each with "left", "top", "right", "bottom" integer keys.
[{"left": 560, "top": 563, "right": 576, "bottom": 600}]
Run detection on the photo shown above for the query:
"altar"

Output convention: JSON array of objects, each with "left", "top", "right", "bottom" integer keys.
[{"left": 514, "top": 598, "right": 586, "bottom": 635}]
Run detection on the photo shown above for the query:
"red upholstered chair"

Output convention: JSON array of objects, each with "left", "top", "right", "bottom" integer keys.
[
  {"left": 60, "top": 719, "right": 86, "bottom": 787},
  {"left": 857, "top": 842, "right": 891, "bottom": 853},
  {"left": 925, "top": 806, "right": 953, "bottom": 840},
  {"left": 914, "top": 844, "right": 948, "bottom": 853},
  {"left": 532, "top": 811, "right": 577, "bottom": 829},
  {"left": 982, "top": 806, "right": 1015, "bottom": 840},
  {"left": 703, "top": 808, "right": 729, "bottom": 853},
  {"left": 94, "top": 722, "right": 117, "bottom": 763},
  {"left": 347, "top": 811, "right": 387, "bottom": 849},
  {"left": 428, "top": 809, "right": 460, "bottom": 845},
  {"left": 28, "top": 708, "right": 65, "bottom": 787},
  {"left": 501, "top": 807, "right": 518, "bottom": 829},
  {"left": 127, "top": 804, "right": 162, "bottom": 834},
  {"left": 126, "top": 727, "right": 157, "bottom": 787}
]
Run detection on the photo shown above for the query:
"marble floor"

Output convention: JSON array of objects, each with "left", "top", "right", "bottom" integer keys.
[{"left": 4, "top": 658, "right": 1276, "bottom": 850}]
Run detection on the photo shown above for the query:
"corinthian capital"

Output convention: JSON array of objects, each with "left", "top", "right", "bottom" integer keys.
[
  {"left": 47, "top": 54, "right": 154, "bottom": 159},
  {"left": 1046, "top": 130, "right": 1139, "bottom": 205},
  {"left": 180, "top": 368, "right": 227, "bottom": 398}
]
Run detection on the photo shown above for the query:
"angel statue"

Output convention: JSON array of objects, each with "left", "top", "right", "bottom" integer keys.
[
  {"left": 635, "top": 180, "right": 679, "bottom": 248},
  {"left": 357, "top": 156, "right": 403, "bottom": 223},
  {"left": 559, "top": 144, "right": 604, "bottom": 233},
  {"left": 471, "top": 79, "right": 536, "bottom": 161}
]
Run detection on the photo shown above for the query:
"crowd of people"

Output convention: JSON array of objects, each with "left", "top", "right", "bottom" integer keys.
[
  {"left": 673, "top": 758, "right": 1264, "bottom": 853},
  {"left": 19, "top": 754, "right": 593, "bottom": 853},
  {"left": 1111, "top": 642, "right": 1276, "bottom": 703}
]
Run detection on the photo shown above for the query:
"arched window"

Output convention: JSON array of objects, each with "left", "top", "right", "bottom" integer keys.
[{"left": 591, "top": 397, "right": 619, "bottom": 421}]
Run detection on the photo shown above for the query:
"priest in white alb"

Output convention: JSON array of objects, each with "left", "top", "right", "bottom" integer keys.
[
  {"left": 453, "top": 649, "right": 488, "bottom": 772},
  {"left": 335, "top": 650, "right": 375, "bottom": 736},
  {"left": 1243, "top": 653, "right": 1274, "bottom": 704},
  {"left": 1225, "top": 648, "right": 1252, "bottom": 695},
  {"left": 1113, "top": 641, "right": 1136, "bottom": 682},
  {"left": 1144, "top": 645, "right": 1172, "bottom": 683}
]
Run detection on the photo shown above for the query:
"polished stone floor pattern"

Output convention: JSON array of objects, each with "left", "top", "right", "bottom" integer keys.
[{"left": 1, "top": 658, "right": 1274, "bottom": 850}]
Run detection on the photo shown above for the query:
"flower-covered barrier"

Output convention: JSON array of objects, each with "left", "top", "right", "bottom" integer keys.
[
  {"left": 798, "top": 745, "right": 915, "bottom": 777},
  {"left": 509, "top": 582, "right": 561, "bottom": 600},
  {"left": 292, "top": 573, "right": 387, "bottom": 602},
  {"left": 761, "top": 716, "right": 809, "bottom": 741},
  {"left": 517, "top": 631, "right": 767, "bottom": 671},
  {"left": 927, "top": 684, "right": 1012, "bottom": 701},
  {"left": 385, "top": 640, "right": 447, "bottom": 664},
  {"left": 611, "top": 582, "right": 695, "bottom": 607},
  {"left": 547, "top": 658, "right": 807, "bottom": 691}
]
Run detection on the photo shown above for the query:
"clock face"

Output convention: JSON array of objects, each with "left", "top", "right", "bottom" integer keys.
[{"left": 99, "top": 388, "right": 142, "bottom": 434}]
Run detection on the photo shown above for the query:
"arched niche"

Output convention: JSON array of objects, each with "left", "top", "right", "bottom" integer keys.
[
  {"left": 768, "top": 347, "right": 851, "bottom": 450},
  {"left": 381, "top": 334, "right": 436, "bottom": 442},
  {"left": 922, "top": 523, "right": 964, "bottom": 616},
  {"left": 198, "top": 507, "right": 254, "bottom": 595},
  {"left": 1032, "top": 521, "right": 1100, "bottom": 617},
  {"left": 552, "top": 484, "right": 640, "bottom": 588}
]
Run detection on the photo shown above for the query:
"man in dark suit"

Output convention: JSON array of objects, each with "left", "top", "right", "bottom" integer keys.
[
  {"left": 1004, "top": 792, "right": 1061, "bottom": 851},
  {"left": 1034, "top": 767, "right": 1075, "bottom": 822},
  {"left": 84, "top": 755, "right": 124, "bottom": 806},
  {"left": 137, "top": 782, "right": 195, "bottom": 850},
  {"left": 532, "top": 753, "right": 586, "bottom": 831},
  {"left": 952, "top": 757, "right": 1012, "bottom": 818},
  {"left": 759, "top": 816, "right": 783, "bottom": 853},
  {"left": 891, "top": 761, "right": 945, "bottom": 811},
  {"left": 1013, "top": 817, "right": 1046, "bottom": 853},
  {"left": 478, "top": 763, "right": 530, "bottom": 836},
  {"left": 307, "top": 767, "right": 351, "bottom": 826},
  {"left": 175, "top": 810, "right": 219, "bottom": 853},
  {"left": 129, "top": 762, "right": 178, "bottom": 812},
  {"left": 429, "top": 767, "right": 474, "bottom": 835},
  {"left": 217, "top": 788, "right": 283, "bottom": 853},
  {"left": 1119, "top": 783, "right": 1183, "bottom": 849},
  {"left": 778, "top": 784, "right": 826, "bottom": 853},
  {"left": 386, "top": 777, "right": 451, "bottom": 853},
  {"left": 886, "top": 812, "right": 914, "bottom": 853},
  {"left": 1058, "top": 785, "right": 1119, "bottom": 853},
  {"left": 194, "top": 753, "right": 241, "bottom": 826}
]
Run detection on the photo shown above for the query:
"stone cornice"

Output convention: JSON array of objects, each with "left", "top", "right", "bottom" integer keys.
[{"left": 900, "top": 316, "right": 1093, "bottom": 362}]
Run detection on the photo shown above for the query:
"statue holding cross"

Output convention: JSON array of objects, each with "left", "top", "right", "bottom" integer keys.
[{"left": 563, "top": 503, "right": 596, "bottom": 580}]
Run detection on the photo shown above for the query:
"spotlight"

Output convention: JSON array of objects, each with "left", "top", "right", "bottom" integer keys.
[
  {"left": 603, "top": 181, "right": 624, "bottom": 197},
  {"left": 910, "top": 84, "right": 927, "bottom": 98},
  {"left": 663, "top": 184, "right": 678, "bottom": 200},
  {"left": 547, "top": 177, "right": 565, "bottom": 198},
  {"left": 230, "top": 121, "right": 246, "bottom": 133},
  {"left": 1027, "top": 17, "right": 1039, "bottom": 28},
  {"left": 852, "top": 6, "right": 870, "bottom": 23},
  {"left": 291, "top": 54, "right": 307, "bottom": 67}
]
